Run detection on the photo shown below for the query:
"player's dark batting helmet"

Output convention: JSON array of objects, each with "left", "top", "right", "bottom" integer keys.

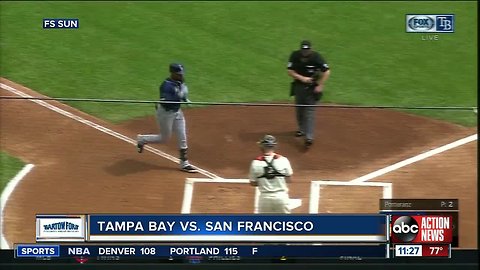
[{"left": 169, "top": 63, "right": 185, "bottom": 75}]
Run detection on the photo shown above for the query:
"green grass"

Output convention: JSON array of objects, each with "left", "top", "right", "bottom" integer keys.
[
  {"left": 0, "top": 1, "right": 477, "bottom": 125},
  {"left": 0, "top": 152, "right": 25, "bottom": 195}
]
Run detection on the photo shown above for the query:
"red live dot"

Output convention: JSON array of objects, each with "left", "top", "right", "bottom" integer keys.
[{"left": 422, "top": 245, "right": 449, "bottom": 257}]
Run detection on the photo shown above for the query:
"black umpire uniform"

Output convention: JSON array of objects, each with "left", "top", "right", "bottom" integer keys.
[{"left": 287, "top": 40, "right": 330, "bottom": 147}]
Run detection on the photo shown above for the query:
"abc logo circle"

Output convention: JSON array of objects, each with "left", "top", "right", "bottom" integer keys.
[{"left": 392, "top": 216, "right": 419, "bottom": 242}]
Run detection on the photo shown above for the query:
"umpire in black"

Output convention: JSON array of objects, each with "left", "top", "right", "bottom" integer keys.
[{"left": 287, "top": 40, "right": 330, "bottom": 148}]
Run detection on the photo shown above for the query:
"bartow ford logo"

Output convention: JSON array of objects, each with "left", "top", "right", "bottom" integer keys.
[
  {"left": 36, "top": 215, "right": 85, "bottom": 241},
  {"left": 406, "top": 14, "right": 455, "bottom": 33},
  {"left": 43, "top": 221, "right": 80, "bottom": 232},
  {"left": 392, "top": 216, "right": 419, "bottom": 242}
]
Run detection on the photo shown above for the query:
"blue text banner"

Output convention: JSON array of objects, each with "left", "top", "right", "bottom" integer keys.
[{"left": 87, "top": 214, "right": 388, "bottom": 242}]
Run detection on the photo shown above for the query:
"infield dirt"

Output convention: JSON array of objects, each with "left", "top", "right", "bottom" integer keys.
[{"left": 1, "top": 78, "right": 477, "bottom": 248}]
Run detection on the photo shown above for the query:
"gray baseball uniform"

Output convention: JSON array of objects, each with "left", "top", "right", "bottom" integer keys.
[
  {"left": 137, "top": 63, "right": 197, "bottom": 173},
  {"left": 288, "top": 40, "right": 330, "bottom": 147}
]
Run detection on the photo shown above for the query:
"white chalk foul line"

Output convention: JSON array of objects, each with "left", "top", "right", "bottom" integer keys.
[
  {"left": 182, "top": 178, "right": 259, "bottom": 214},
  {"left": 0, "top": 83, "right": 219, "bottom": 179},
  {"left": 0, "top": 164, "right": 35, "bottom": 249},
  {"left": 350, "top": 133, "right": 478, "bottom": 183}
]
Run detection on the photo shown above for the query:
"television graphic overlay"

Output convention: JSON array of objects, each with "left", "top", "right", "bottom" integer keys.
[
  {"left": 406, "top": 14, "right": 454, "bottom": 33},
  {"left": 380, "top": 199, "right": 458, "bottom": 247},
  {"left": 36, "top": 215, "right": 86, "bottom": 242},
  {"left": 390, "top": 215, "right": 453, "bottom": 244}
]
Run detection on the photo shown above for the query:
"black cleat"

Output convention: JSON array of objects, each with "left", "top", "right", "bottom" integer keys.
[
  {"left": 137, "top": 141, "right": 145, "bottom": 153},
  {"left": 181, "top": 165, "right": 198, "bottom": 173},
  {"left": 305, "top": 139, "right": 313, "bottom": 148},
  {"left": 295, "top": 131, "right": 305, "bottom": 137}
]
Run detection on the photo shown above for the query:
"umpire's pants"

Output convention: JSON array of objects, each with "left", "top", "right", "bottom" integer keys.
[{"left": 293, "top": 82, "right": 318, "bottom": 141}]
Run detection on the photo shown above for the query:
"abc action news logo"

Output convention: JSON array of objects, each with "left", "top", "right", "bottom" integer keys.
[{"left": 391, "top": 216, "right": 452, "bottom": 243}]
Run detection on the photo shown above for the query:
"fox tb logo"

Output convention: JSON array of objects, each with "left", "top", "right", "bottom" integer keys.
[
  {"left": 406, "top": 14, "right": 455, "bottom": 33},
  {"left": 392, "top": 216, "right": 419, "bottom": 242},
  {"left": 408, "top": 16, "right": 435, "bottom": 31},
  {"left": 436, "top": 16, "right": 454, "bottom": 32}
]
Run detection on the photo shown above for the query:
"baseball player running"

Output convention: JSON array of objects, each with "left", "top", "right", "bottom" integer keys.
[
  {"left": 249, "top": 135, "right": 293, "bottom": 214},
  {"left": 136, "top": 63, "right": 197, "bottom": 173}
]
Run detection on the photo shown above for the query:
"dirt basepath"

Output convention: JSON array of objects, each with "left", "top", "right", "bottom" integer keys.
[{"left": 1, "top": 78, "right": 476, "bottom": 248}]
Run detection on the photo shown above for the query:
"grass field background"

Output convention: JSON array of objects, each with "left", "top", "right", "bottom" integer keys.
[
  {"left": 0, "top": 1, "right": 477, "bottom": 125},
  {"left": 0, "top": 152, "right": 24, "bottom": 194}
]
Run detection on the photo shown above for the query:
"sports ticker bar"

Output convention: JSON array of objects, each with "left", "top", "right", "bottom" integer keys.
[{"left": 15, "top": 244, "right": 389, "bottom": 258}]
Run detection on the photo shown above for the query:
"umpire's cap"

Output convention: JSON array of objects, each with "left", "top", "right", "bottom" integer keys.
[
  {"left": 169, "top": 63, "right": 185, "bottom": 75},
  {"left": 301, "top": 40, "right": 312, "bottom": 49},
  {"left": 258, "top": 134, "right": 277, "bottom": 147}
]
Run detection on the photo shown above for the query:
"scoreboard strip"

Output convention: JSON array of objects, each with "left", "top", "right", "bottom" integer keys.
[{"left": 15, "top": 244, "right": 389, "bottom": 258}]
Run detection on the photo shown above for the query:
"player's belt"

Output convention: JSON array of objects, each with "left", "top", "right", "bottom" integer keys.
[
  {"left": 160, "top": 105, "right": 179, "bottom": 112},
  {"left": 293, "top": 79, "right": 312, "bottom": 86}
]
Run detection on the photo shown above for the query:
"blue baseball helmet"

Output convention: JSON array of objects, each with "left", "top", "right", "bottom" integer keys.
[{"left": 169, "top": 63, "right": 185, "bottom": 75}]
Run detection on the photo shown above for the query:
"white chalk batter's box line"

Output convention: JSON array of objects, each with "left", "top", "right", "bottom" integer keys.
[
  {"left": 181, "top": 179, "right": 391, "bottom": 214},
  {"left": 181, "top": 178, "right": 391, "bottom": 214},
  {"left": 182, "top": 178, "right": 303, "bottom": 214},
  {"left": 309, "top": 181, "right": 393, "bottom": 214}
]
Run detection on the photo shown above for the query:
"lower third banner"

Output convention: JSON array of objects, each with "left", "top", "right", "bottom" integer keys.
[{"left": 86, "top": 214, "right": 388, "bottom": 242}]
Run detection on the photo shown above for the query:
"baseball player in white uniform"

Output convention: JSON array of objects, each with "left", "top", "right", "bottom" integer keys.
[{"left": 249, "top": 135, "right": 293, "bottom": 214}]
